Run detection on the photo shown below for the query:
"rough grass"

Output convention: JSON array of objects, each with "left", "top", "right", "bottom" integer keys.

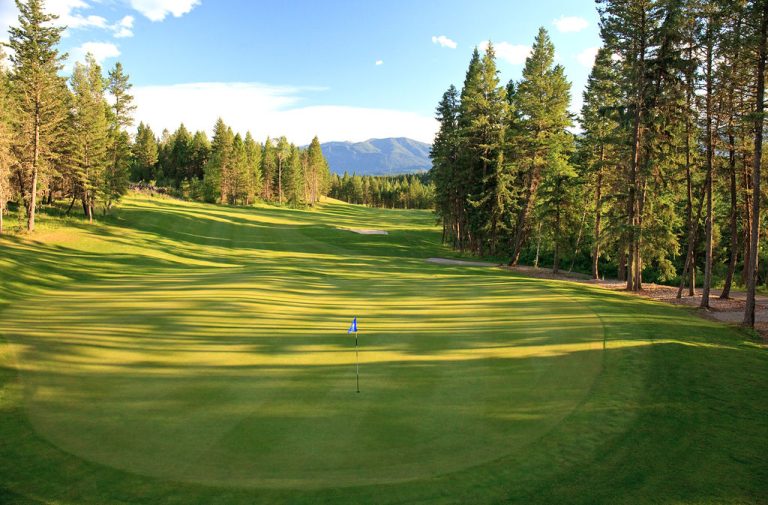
[{"left": 0, "top": 194, "right": 766, "bottom": 504}]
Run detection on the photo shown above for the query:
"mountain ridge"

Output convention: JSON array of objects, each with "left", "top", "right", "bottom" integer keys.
[{"left": 320, "top": 137, "right": 432, "bottom": 176}]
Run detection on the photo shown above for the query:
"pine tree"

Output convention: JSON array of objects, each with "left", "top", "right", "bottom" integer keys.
[
  {"left": 231, "top": 133, "right": 248, "bottom": 204},
  {"left": 7, "top": 0, "right": 68, "bottom": 231},
  {"left": 306, "top": 136, "right": 325, "bottom": 205},
  {"left": 430, "top": 85, "right": 461, "bottom": 246},
  {"left": 204, "top": 118, "right": 234, "bottom": 203},
  {"left": 189, "top": 130, "right": 210, "bottom": 181},
  {"left": 508, "top": 27, "right": 572, "bottom": 265},
  {"left": 169, "top": 124, "right": 192, "bottom": 184},
  {"left": 261, "top": 137, "right": 276, "bottom": 201},
  {"left": 275, "top": 136, "right": 290, "bottom": 205},
  {"left": 243, "top": 132, "right": 261, "bottom": 203},
  {"left": 70, "top": 54, "right": 110, "bottom": 223},
  {"left": 471, "top": 43, "right": 510, "bottom": 255},
  {"left": 456, "top": 48, "right": 483, "bottom": 251},
  {"left": 104, "top": 61, "right": 135, "bottom": 213},
  {"left": 132, "top": 122, "right": 158, "bottom": 181},
  {"left": 285, "top": 145, "right": 304, "bottom": 206},
  {"left": 580, "top": 46, "right": 622, "bottom": 279}
]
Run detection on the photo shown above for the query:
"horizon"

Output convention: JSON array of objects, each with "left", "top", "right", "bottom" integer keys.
[{"left": 0, "top": 0, "right": 600, "bottom": 145}]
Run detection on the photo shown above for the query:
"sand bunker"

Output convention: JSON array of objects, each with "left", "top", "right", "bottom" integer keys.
[
  {"left": 341, "top": 228, "right": 389, "bottom": 235},
  {"left": 427, "top": 258, "right": 498, "bottom": 267}
]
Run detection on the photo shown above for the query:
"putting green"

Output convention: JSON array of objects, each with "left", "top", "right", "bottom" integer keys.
[{"left": 1, "top": 194, "right": 766, "bottom": 503}]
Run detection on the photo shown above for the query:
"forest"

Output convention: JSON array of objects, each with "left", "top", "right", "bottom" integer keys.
[
  {"left": 328, "top": 173, "right": 435, "bottom": 209},
  {"left": 0, "top": 1, "right": 333, "bottom": 238},
  {"left": 430, "top": 0, "right": 768, "bottom": 325}
]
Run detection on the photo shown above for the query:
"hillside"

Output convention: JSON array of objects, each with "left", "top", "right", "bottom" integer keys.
[{"left": 321, "top": 137, "right": 432, "bottom": 176}]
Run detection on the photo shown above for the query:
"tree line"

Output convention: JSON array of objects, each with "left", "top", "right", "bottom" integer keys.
[
  {"left": 0, "top": 1, "right": 134, "bottom": 232},
  {"left": 431, "top": 0, "right": 768, "bottom": 326},
  {"left": 329, "top": 173, "right": 434, "bottom": 209},
  {"left": 132, "top": 120, "right": 331, "bottom": 207},
  {"left": 0, "top": 0, "right": 333, "bottom": 236}
]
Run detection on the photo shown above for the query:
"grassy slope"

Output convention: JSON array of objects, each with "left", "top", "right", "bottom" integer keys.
[{"left": 0, "top": 194, "right": 766, "bottom": 504}]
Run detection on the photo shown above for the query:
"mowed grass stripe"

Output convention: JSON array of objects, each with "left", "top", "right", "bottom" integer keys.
[{"left": 0, "top": 194, "right": 766, "bottom": 503}]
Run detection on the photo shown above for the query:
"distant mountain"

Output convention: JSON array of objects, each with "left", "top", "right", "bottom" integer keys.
[{"left": 321, "top": 137, "right": 432, "bottom": 176}]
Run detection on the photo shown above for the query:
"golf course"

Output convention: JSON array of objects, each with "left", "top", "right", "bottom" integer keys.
[{"left": 0, "top": 193, "right": 765, "bottom": 504}]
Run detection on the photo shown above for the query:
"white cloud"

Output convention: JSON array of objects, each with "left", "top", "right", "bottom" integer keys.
[
  {"left": 112, "top": 15, "right": 134, "bottom": 38},
  {"left": 132, "top": 82, "right": 438, "bottom": 144},
  {"left": 128, "top": 0, "right": 200, "bottom": 22},
  {"left": 68, "top": 41, "right": 121, "bottom": 69},
  {"left": 553, "top": 16, "right": 589, "bottom": 33},
  {"left": 431, "top": 35, "right": 457, "bottom": 49},
  {"left": 577, "top": 47, "right": 599, "bottom": 68},
  {"left": 480, "top": 40, "right": 531, "bottom": 65},
  {"left": 375, "top": 59, "right": 383, "bottom": 66}
]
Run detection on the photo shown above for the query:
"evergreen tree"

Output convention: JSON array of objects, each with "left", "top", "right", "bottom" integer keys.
[
  {"left": 7, "top": 0, "right": 68, "bottom": 231},
  {"left": 243, "top": 132, "right": 262, "bottom": 203},
  {"left": 104, "top": 61, "right": 135, "bottom": 213},
  {"left": 285, "top": 145, "right": 304, "bottom": 205},
  {"left": 580, "top": 47, "right": 623, "bottom": 279},
  {"left": 189, "top": 130, "right": 210, "bottom": 181},
  {"left": 508, "top": 27, "right": 572, "bottom": 265},
  {"left": 70, "top": 54, "right": 110, "bottom": 223},
  {"left": 132, "top": 122, "right": 158, "bottom": 181},
  {"left": 306, "top": 136, "right": 325, "bottom": 205},
  {"left": 275, "top": 136, "right": 290, "bottom": 204},
  {"left": 169, "top": 123, "right": 192, "bottom": 184},
  {"left": 261, "top": 137, "right": 276, "bottom": 201},
  {"left": 203, "top": 118, "right": 235, "bottom": 203},
  {"left": 431, "top": 85, "right": 461, "bottom": 246}
]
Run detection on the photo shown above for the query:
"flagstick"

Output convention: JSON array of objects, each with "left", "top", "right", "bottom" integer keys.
[{"left": 355, "top": 330, "right": 360, "bottom": 393}]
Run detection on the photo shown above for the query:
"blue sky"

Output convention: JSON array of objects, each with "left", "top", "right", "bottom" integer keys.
[{"left": 0, "top": 0, "right": 602, "bottom": 144}]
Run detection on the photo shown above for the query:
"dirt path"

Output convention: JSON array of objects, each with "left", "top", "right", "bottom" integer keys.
[
  {"left": 503, "top": 265, "right": 768, "bottom": 337},
  {"left": 426, "top": 258, "right": 499, "bottom": 267},
  {"left": 427, "top": 258, "right": 767, "bottom": 337}
]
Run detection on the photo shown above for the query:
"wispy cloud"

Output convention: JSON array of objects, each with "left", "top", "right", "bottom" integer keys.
[
  {"left": 375, "top": 59, "right": 383, "bottom": 66},
  {"left": 431, "top": 35, "right": 457, "bottom": 49},
  {"left": 132, "top": 82, "right": 438, "bottom": 144},
  {"left": 480, "top": 40, "right": 531, "bottom": 65},
  {"left": 553, "top": 16, "right": 589, "bottom": 33},
  {"left": 113, "top": 15, "right": 134, "bottom": 38},
  {"left": 128, "top": 0, "right": 200, "bottom": 22},
  {"left": 576, "top": 47, "right": 599, "bottom": 68},
  {"left": 68, "top": 41, "right": 121, "bottom": 69}
]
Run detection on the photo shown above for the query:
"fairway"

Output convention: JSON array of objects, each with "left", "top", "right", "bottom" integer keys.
[{"left": 1, "top": 194, "right": 767, "bottom": 504}]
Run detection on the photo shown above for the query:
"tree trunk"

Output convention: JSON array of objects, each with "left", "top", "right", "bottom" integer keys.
[
  {"left": 626, "top": 10, "right": 647, "bottom": 292},
  {"left": 721, "top": 134, "right": 739, "bottom": 299},
  {"left": 28, "top": 107, "right": 40, "bottom": 232},
  {"left": 701, "top": 31, "right": 715, "bottom": 309},
  {"left": 634, "top": 178, "right": 647, "bottom": 290},
  {"left": 553, "top": 194, "right": 561, "bottom": 274},
  {"left": 744, "top": 0, "right": 768, "bottom": 327},
  {"left": 677, "top": 181, "right": 706, "bottom": 298},
  {"left": 742, "top": 152, "right": 752, "bottom": 285},
  {"left": 592, "top": 164, "right": 604, "bottom": 279},
  {"left": 510, "top": 159, "right": 541, "bottom": 266}
]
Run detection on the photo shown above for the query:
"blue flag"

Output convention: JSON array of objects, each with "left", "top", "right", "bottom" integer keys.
[{"left": 348, "top": 317, "right": 358, "bottom": 333}]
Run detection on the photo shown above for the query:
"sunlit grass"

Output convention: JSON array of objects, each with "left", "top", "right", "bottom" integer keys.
[{"left": 0, "top": 193, "right": 766, "bottom": 503}]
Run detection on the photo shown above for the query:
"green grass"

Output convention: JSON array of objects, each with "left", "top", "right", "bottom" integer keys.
[{"left": 1, "top": 193, "right": 766, "bottom": 504}]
